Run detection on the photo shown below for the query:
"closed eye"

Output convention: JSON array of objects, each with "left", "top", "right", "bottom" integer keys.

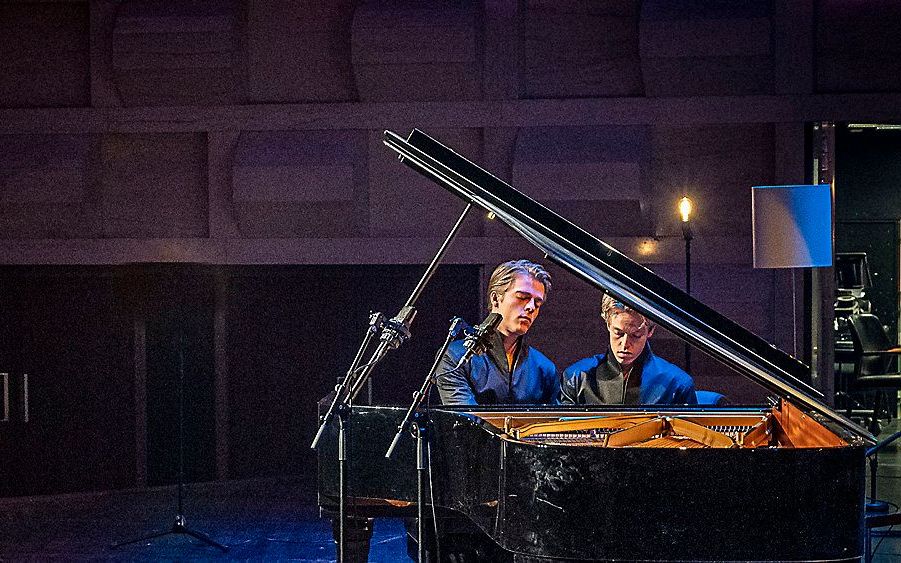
[
  {"left": 613, "top": 330, "right": 642, "bottom": 339},
  {"left": 515, "top": 292, "right": 543, "bottom": 308}
]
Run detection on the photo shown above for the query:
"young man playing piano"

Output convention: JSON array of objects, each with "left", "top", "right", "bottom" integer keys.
[
  {"left": 561, "top": 294, "right": 697, "bottom": 405},
  {"left": 408, "top": 259, "right": 558, "bottom": 563},
  {"left": 436, "top": 259, "right": 559, "bottom": 406}
]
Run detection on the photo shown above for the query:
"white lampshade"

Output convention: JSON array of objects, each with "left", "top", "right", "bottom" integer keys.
[{"left": 752, "top": 184, "right": 832, "bottom": 268}]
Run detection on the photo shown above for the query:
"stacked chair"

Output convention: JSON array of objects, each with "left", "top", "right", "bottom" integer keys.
[{"left": 846, "top": 314, "right": 901, "bottom": 435}]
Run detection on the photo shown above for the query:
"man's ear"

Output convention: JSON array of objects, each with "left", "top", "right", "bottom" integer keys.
[{"left": 647, "top": 325, "right": 656, "bottom": 338}]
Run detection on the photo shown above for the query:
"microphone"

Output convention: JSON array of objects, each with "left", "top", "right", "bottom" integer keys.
[
  {"left": 380, "top": 305, "right": 417, "bottom": 350},
  {"left": 454, "top": 312, "right": 503, "bottom": 369},
  {"left": 349, "top": 305, "right": 418, "bottom": 402}
]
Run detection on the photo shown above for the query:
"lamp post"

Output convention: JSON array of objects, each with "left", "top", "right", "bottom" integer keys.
[{"left": 679, "top": 196, "right": 693, "bottom": 373}]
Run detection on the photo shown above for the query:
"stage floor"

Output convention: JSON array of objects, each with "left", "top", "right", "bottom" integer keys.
[{"left": 2, "top": 423, "right": 901, "bottom": 562}]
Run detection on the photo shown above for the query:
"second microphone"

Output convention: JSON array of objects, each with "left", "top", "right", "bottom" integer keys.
[{"left": 453, "top": 312, "right": 503, "bottom": 369}]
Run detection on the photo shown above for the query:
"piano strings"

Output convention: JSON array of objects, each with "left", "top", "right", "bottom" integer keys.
[{"left": 510, "top": 413, "right": 769, "bottom": 448}]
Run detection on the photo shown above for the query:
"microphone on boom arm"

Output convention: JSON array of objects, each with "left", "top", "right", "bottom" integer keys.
[
  {"left": 454, "top": 312, "right": 503, "bottom": 369},
  {"left": 348, "top": 305, "right": 417, "bottom": 401},
  {"left": 380, "top": 305, "right": 417, "bottom": 350}
]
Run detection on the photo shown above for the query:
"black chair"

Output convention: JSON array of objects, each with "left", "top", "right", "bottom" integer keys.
[{"left": 847, "top": 314, "right": 901, "bottom": 434}]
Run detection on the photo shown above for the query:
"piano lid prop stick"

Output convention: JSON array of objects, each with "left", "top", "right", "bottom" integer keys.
[
  {"left": 345, "top": 200, "right": 473, "bottom": 402},
  {"left": 403, "top": 201, "right": 473, "bottom": 309},
  {"left": 312, "top": 202, "right": 473, "bottom": 449}
]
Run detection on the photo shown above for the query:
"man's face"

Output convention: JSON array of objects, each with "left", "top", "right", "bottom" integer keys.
[
  {"left": 607, "top": 310, "right": 654, "bottom": 368},
  {"left": 491, "top": 273, "right": 545, "bottom": 338}
]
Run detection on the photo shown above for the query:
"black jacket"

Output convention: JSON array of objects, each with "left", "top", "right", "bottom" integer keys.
[
  {"left": 437, "top": 332, "right": 558, "bottom": 405},
  {"left": 560, "top": 344, "right": 696, "bottom": 405}
]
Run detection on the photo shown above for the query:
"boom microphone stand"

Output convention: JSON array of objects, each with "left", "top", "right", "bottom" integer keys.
[
  {"left": 386, "top": 317, "right": 468, "bottom": 459},
  {"left": 384, "top": 313, "right": 501, "bottom": 561},
  {"left": 312, "top": 203, "right": 473, "bottom": 562},
  {"left": 386, "top": 317, "right": 467, "bottom": 563},
  {"left": 112, "top": 329, "right": 227, "bottom": 553}
]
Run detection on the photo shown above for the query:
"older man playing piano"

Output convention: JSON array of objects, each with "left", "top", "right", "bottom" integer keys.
[{"left": 561, "top": 294, "right": 697, "bottom": 405}]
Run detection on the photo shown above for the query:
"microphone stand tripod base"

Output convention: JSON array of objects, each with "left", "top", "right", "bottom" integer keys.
[
  {"left": 111, "top": 328, "right": 227, "bottom": 554},
  {"left": 111, "top": 514, "right": 228, "bottom": 552}
]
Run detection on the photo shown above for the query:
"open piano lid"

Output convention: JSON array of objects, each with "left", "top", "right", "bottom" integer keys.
[{"left": 383, "top": 128, "right": 875, "bottom": 445}]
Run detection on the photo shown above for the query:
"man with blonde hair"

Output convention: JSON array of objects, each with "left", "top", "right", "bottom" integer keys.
[
  {"left": 407, "top": 260, "right": 558, "bottom": 562},
  {"left": 437, "top": 258, "right": 558, "bottom": 406},
  {"left": 560, "top": 294, "right": 696, "bottom": 405}
]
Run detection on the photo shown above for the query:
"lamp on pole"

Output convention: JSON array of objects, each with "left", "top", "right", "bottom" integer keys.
[{"left": 679, "top": 196, "right": 693, "bottom": 373}]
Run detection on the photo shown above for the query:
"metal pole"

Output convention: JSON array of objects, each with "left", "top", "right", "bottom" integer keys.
[
  {"left": 337, "top": 409, "right": 347, "bottom": 563},
  {"left": 811, "top": 121, "right": 836, "bottom": 399},
  {"left": 416, "top": 423, "right": 427, "bottom": 563},
  {"left": 683, "top": 221, "right": 693, "bottom": 373}
]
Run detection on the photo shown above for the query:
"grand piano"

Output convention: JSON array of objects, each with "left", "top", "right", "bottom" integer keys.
[{"left": 317, "top": 129, "right": 874, "bottom": 562}]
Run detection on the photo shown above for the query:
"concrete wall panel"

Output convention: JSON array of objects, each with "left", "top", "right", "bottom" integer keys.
[{"left": 0, "top": 3, "right": 90, "bottom": 108}]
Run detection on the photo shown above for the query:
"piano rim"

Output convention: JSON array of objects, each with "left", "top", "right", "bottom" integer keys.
[{"left": 342, "top": 401, "right": 870, "bottom": 449}]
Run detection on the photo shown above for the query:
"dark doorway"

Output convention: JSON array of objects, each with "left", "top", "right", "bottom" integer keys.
[
  {"left": 133, "top": 265, "right": 217, "bottom": 487},
  {"left": 836, "top": 124, "right": 901, "bottom": 342},
  {"left": 0, "top": 267, "right": 135, "bottom": 497}
]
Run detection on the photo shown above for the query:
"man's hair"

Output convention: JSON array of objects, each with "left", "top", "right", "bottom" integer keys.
[
  {"left": 487, "top": 259, "right": 551, "bottom": 307},
  {"left": 601, "top": 294, "right": 655, "bottom": 329}
]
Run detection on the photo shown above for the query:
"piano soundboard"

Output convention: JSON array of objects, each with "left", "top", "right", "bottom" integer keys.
[{"left": 469, "top": 401, "right": 848, "bottom": 450}]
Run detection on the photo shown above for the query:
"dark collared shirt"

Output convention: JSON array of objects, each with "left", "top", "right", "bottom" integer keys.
[
  {"left": 560, "top": 344, "right": 697, "bottom": 405},
  {"left": 436, "top": 332, "right": 558, "bottom": 405}
]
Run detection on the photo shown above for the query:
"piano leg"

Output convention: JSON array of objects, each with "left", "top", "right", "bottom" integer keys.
[{"left": 330, "top": 516, "right": 372, "bottom": 563}]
